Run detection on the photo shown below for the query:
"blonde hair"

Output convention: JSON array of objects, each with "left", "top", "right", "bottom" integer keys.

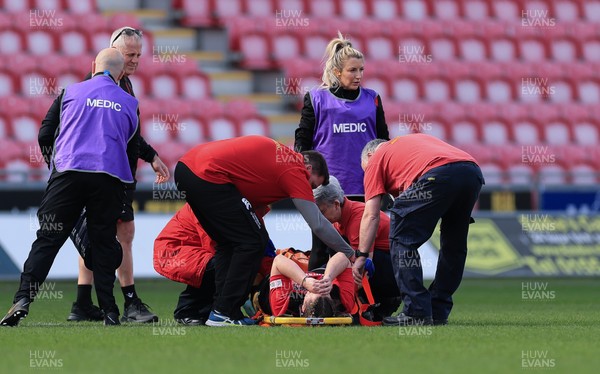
[{"left": 320, "top": 31, "right": 364, "bottom": 89}]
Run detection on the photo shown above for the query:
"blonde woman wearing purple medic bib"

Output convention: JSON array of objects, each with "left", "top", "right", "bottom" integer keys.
[{"left": 295, "top": 31, "right": 389, "bottom": 198}]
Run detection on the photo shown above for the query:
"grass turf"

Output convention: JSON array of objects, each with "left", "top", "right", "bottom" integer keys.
[{"left": 0, "top": 278, "right": 598, "bottom": 374}]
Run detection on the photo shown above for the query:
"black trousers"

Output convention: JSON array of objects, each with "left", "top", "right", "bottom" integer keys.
[
  {"left": 175, "top": 162, "right": 269, "bottom": 319},
  {"left": 14, "top": 171, "right": 124, "bottom": 314},
  {"left": 173, "top": 259, "right": 215, "bottom": 320},
  {"left": 389, "top": 161, "right": 484, "bottom": 320}
]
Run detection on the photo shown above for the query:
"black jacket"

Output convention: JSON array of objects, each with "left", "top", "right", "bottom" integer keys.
[
  {"left": 39, "top": 73, "right": 157, "bottom": 190},
  {"left": 294, "top": 87, "right": 390, "bottom": 152}
]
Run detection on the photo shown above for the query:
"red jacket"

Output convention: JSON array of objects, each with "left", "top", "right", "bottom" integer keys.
[{"left": 153, "top": 204, "right": 216, "bottom": 288}]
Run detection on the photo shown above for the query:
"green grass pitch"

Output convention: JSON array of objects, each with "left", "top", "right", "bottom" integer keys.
[{"left": 0, "top": 278, "right": 598, "bottom": 374}]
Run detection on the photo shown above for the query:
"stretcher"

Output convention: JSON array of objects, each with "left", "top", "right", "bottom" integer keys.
[{"left": 262, "top": 315, "right": 353, "bottom": 326}]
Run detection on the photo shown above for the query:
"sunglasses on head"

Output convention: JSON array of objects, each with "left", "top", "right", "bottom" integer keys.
[{"left": 111, "top": 28, "right": 142, "bottom": 46}]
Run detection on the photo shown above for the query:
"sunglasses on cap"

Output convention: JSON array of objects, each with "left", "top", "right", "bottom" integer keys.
[{"left": 111, "top": 28, "right": 142, "bottom": 46}]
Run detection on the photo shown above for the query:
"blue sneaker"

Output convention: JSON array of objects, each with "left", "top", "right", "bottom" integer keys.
[{"left": 205, "top": 310, "right": 257, "bottom": 327}]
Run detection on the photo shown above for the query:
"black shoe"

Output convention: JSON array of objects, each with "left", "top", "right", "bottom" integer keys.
[
  {"left": 121, "top": 298, "right": 159, "bottom": 323},
  {"left": 104, "top": 312, "right": 121, "bottom": 326},
  {"left": 0, "top": 298, "right": 30, "bottom": 327},
  {"left": 433, "top": 319, "right": 448, "bottom": 326},
  {"left": 175, "top": 317, "right": 205, "bottom": 326},
  {"left": 67, "top": 302, "right": 104, "bottom": 321},
  {"left": 382, "top": 313, "right": 433, "bottom": 326}
]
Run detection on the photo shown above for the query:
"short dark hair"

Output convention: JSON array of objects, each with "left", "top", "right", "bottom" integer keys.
[
  {"left": 301, "top": 150, "right": 330, "bottom": 185},
  {"left": 302, "top": 295, "right": 336, "bottom": 318}
]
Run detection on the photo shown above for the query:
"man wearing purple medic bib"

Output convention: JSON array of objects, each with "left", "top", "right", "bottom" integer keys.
[
  {"left": 295, "top": 32, "right": 389, "bottom": 197},
  {"left": 0, "top": 48, "right": 138, "bottom": 327}
]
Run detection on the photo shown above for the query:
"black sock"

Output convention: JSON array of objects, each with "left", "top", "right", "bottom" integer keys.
[
  {"left": 122, "top": 285, "right": 138, "bottom": 306},
  {"left": 76, "top": 285, "right": 93, "bottom": 306}
]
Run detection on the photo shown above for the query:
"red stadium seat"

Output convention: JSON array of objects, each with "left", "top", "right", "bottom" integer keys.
[
  {"left": 107, "top": 13, "right": 143, "bottom": 31},
  {"left": 371, "top": 0, "right": 401, "bottom": 19},
  {"left": 0, "top": 113, "right": 9, "bottom": 138},
  {"left": 552, "top": 0, "right": 581, "bottom": 21},
  {"left": 4, "top": 158, "right": 32, "bottom": 183},
  {"left": 570, "top": 163, "right": 598, "bottom": 185},
  {"left": 11, "top": 114, "right": 39, "bottom": 143},
  {"left": 453, "top": 64, "right": 484, "bottom": 103},
  {"left": 0, "top": 68, "right": 18, "bottom": 96},
  {"left": 489, "top": 37, "right": 518, "bottom": 62},
  {"left": 582, "top": 0, "right": 600, "bottom": 22},
  {"left": 362, "top": 74, "right": 391, "bottom": 101},
  {"left": 305, "top": 0, "right": 337, "bottom": 17},
  {"left": 486, "top": 72, "right": 515, "bottom": 103},
  {"left": 31, "top": 0, "right": 62, "bottom": 10},
  {"left": 479, "top": 162, "right": 504, "bottom": 186},
  {"left": 427, "top": 34, "right": 457, "bottom": 61},
  {"left": 174, "top": 0, "right": 212, "bottom": 27},
  {"left": 173, "top": 116, "right": 209, "bottom": 145},
  {"left": 481, "top": 118, "right": 510, "bottom": 145},
  {"left": 423, "top": 116, "right": 450, "bottom": 141},
  {"left": 65, "top": 0, "right": 98, "bottom": 14},
  {"left": 512, "top": 119, "right": 542, "bottom": 145},
  {"left": 29, "top": 96, "right": 54, "bottom": 120},
  {"left": 239, "top": 30, "right": 272, "bottom": 69},
  {"left": 238, "top": 115, "right": 270, "bottom": 136},
  {"left": 538, "top": 163, "right": 568, "bottom": 186},
  {"left": 276, "top": 0, "right": 306, "bottom": 15},
  {"left": 461, "top": 0, "right": 490, "bottom": 20},
  {"left": 451, "top": 118, "right": 480, "bottom": 145},
  {"left": 208, "top": 117, "right": 239, "bottom": 140},
  {"left": 363, "top": 32, "right": 396, "bottom": 61},
  {"left": 338, "top": 0, "right": 369, "bottom": 19},
  {"left": 489, "top": 0, "right": 523, "bottom": 21},
  {"left": 272, "top": 31, "right": 302, "bottom": 61},
  {"left": 544, "top": 118, "right": 572, "bottom": 145},
  {"left": 550, "top": 36, "right": 581, "bottom": 62},
  {"left": 245, "top": 0, "right": 275, "bottom": 17},
  {"left": 1, "top": 0, "right": 30, "bottom": 12},
  {"left": 26, "top": 29, "right": 58, "bottom": 56},
  {"left": 423, "top": 76, "right": 452, "bottom": 102},
  {"left": 518, "top": 36, "right": 548, "bottom": 62},
  {"left": 140, "top": 113, "right": 173, "bottom": 144},
  {"left": 213, "top": 0, "right": 244, "bottom": 21},
  {"left": 180, "top": 71, "right": 211, "bottom": 99},
  {"left": 572, "top": 120, "right": 600, "bottom": 146},
  {"left": 400, "top": 0, "right": 429, "bottom": 20},
  {"left": 224, "top": 98, "right": 270, "bottom": 137},
  {"left": 430, "top": 0, "right": 461, "bottom": 19},
  {"left": 0, "top": 27, "right": 25, "bottom": 54},
  {"left": 506, "top": 163, "right": 535, "bottom": 186},
  {"left": 302, "top": 29, "right": 330, "bottom": 60},
  {"left": 391, "top": 68, "right": 420, "bottom": 102},
  {"left": 582, "top": 37, "right": 600, "bottom": 62},
  {"left": 151, "top": 72, "right": 180, "bottom": 99}
]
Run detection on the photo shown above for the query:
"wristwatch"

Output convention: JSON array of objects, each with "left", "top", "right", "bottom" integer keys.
[{"left": 355, "top": 250, "right": 369, "bottom": 258}]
